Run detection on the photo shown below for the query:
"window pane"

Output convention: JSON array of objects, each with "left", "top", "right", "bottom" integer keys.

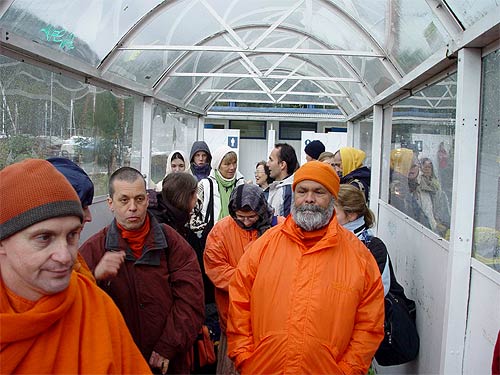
[
  {"left": 387, "top": 74, "right": 456, "bottom": 238},
  {"left": 150, "top": 104, "right": 198, "bottom": 185},
  {"left": 229, "top": 120, "right": 266, "bottom": 139},
  {"left": 279, "top": 121, "right": 317, "bottom": 140},
  {"left": 355, "top": 115, "right": 374, "bottom": 168},
  {"left": 0, "top": 55, "right": 142, "bottom": 197},
  {"left": 473, "top": 49, "right": 500, "bottom": 272}
]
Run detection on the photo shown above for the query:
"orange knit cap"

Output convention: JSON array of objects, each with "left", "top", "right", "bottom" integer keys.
[
  {"left": 0, "top": 159, "right": 83, "bottom": 240},
  {"left": 292, "top": 160, "right": 340, "bottom": 198}
]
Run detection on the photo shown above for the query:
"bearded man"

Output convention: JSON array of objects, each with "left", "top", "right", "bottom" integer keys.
[{"left": 226, "top": 161, "right": 385, "bottom": 375}]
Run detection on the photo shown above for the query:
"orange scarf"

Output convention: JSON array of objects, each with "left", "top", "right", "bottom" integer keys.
[
  {"left": 116, "top": 214, "right": 151, "bottom": 259},
  {"left": 0, "top": 273, "right": 152, "bottom": 374}
]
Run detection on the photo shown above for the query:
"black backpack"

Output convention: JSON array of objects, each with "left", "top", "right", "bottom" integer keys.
[{"left": 364, "top": 237, "right": 420, "bottom": 366}]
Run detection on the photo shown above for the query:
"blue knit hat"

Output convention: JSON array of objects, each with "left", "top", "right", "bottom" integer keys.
[{"left": 47, "top": 157, "right": 94, "bottom": 207}]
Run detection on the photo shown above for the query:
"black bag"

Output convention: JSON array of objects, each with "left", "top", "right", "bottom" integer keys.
[{"left": 375, "top": 291, "right": 420, "bottom": 366}]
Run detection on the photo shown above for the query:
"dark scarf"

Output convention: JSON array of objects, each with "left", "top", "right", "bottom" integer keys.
[{"left": 191, "top": 163, "right": 211, "bottom": 181}]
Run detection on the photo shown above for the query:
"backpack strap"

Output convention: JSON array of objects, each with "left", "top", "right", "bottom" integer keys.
[{"left": 271, "top": 215, "right": 278, "bottom": 226}]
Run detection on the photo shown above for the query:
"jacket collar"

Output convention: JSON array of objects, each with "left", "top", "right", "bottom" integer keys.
[{"left": 105, "top": 213, "right": 168, "bottom": 266}]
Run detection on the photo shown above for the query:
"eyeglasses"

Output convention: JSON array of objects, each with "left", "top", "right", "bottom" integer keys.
[{"left": 235, "top": 214, "right": 259, "bottom": 223}]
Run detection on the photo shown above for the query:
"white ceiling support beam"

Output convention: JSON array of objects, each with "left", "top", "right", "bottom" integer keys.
[
  {"left": 199, "top": 0, "right": 248, "bottom": 49},
  {"left": 118, "top": 45, "right": 385, "bottom": 57},
  {"left": 250, "top": 0, "right": 305, "bottom": 49},
  {"left": 237, "top": 58, "right": 276, "bottom": 102},
  {"left": 270, "top": 61, "right": 307, "bottom": 93},
  {"left": 265, "top": 36, "right": 309, "bottom": 77},
  {"left": 221, "top": 34, "right": 276, "bottom": 102},
  {"left": 0, "top": 0, "right": 15, "bottom": 19},
  {"left": 424, "top": 0, "right": 464, "bottom": 37},
  {"left": 98, "top": 1, "right": 175, "bottom": 73},
  {"left": 200, "top": 89, "right": 346, "bottom": 97},
  {"left": 170, "top": 72, "right": 360, "bottom": 82},
  {"left": 318, "top": 0, "right": 402, "bottom": 80},
  {"left": 213, "top": 99, "right": 338, "bottom": 107},
  {"left": 277, "top": 80, "right": 303, "bottom": 102}
]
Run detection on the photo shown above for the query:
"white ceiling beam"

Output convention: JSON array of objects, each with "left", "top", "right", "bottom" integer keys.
[
  {"left": 250, "top": 0, "right": 305, "bottom": 49},
  {"left": 118, "top": 45, "right": 384, "bottom": 57},
  {"left": 266, "top": 37, "right": 309, "bottom": 77},
  {"left": 200, "top": 89, "right": 346, "bottom": 97},
  {"left": 169, "top": 72, "right": 360, "bottom": 82},
  {"left": 270, "top": 61, "right": 307, "bottom": 93},
  {"left": 213, "top": 99, "right": 340, "bottom": 107},
  {"left": 199, "top": 0, "right": 248, "bottom": 49},
  {"left": 277, "top": 80, "right": 303, "bottom": 102}
]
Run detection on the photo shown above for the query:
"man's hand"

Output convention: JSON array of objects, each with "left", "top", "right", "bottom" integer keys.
[
  {"left": 93, "top": 251, "right": 125, "bottom": 281},
  {"left": 149, "top": 351, "right": 169, "bottom": 375}
]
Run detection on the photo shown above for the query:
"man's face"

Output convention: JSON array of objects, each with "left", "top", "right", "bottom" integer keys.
[
  {"left": 292, "top": 180, "right": 335, "bottom": 231},
  {"left": 108, "top": 178, "right": 148, "bottom": 231},
  {"left": 267, "top": 148, "right": 284, "bottom": 180},
  {"left": 332, "top": 152, "right": 343, "bottom": 177},
  {"left": 0, "top": 216, "right": 82, "bottom": 301},
  {"left": 193, "top": 151, "right": 208, "bottom": 167}
]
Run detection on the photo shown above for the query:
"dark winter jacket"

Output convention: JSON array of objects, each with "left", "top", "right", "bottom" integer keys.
[
  {"left": 148, "top": 191, "right": 215, "bottom": 304},
  {"left": 79, "top": 214, "right": 205, "bottom": 374}
]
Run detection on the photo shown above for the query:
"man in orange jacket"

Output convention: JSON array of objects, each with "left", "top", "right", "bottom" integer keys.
[
  {"left": 227, "top": 161, "right": 385, "bottom": 375},
  {"left": 0, "top": 159, "right": 151, "bottom": 374}
]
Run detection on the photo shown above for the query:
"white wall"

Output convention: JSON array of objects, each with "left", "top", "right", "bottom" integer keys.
[
  {"left": 375, "top": 202, "right": 450, "bottom": 374},
  {"left": 463, "top": 262, "right": 500, "bottom": 375}
]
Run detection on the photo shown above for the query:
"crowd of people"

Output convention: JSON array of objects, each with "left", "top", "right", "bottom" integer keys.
[{"left": 0, "top": 137, "right": 457, "bottom": 374}]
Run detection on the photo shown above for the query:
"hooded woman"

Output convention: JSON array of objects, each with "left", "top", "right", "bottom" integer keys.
[
  {"left": 333, "top": 147, "right": 371, "bottom": 201},
  {"left": 189, "top": 141, "right": 213, "bottom": 181},
  {"left": 197, "top": 145, "right": 245, "bottom": 225},
  {"left": 155, "top": 149, "right": 188, "bottom": 191},
  {"left": 204, "top": 184, "right": 280, "bottom": 374}
]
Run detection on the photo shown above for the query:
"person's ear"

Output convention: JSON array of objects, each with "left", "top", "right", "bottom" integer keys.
[
  {"left": 280, "top": 160, "right": 287, "bottom": 172},
  {"left": 347, "top": 212, "right": 358, "bottom": 223},
  {"left": 107, "top": 196, "right": 114, "bottom": 211}
]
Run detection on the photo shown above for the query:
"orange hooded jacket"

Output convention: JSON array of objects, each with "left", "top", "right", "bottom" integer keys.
[
  {"left": 227, "top": 215, "right": 384, "bottom": 375},
  {"left": 204, "top": 215, "right": 258, "bottom": 332},
  {"left": 0, "top": 272, "right": 151, "bottom": 374}
]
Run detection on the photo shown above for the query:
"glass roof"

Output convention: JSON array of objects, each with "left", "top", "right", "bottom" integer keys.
[{"left": 1, "top": 0, "right": 498, "bottom": 118}]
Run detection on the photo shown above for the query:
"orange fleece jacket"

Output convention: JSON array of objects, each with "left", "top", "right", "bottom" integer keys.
[{"left": 0, "top": 272, "right": 151, "bottom": 374}]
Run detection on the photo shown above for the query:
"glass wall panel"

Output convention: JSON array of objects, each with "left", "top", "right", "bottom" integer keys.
[
  {"left": 445, "top": 0, "right": 499, "bottom": 28},
  {"left": 354, "top": 115, "right": 374, "bottom": 168},
  {"left": 149, "top": 104, "right": 198, "bottom": 185},
  {"left": 388, "top": 0, "right": 450, "bottom": 73},
  {"left": 473, "top": 49, "right": 500, "bottom": 272},
  {"left": 387, "top": 73, "right": 456, "bottom": 238},
  {"left": 108, "top": 50, "right": 182, "bottom": 87},
  {"left": 0, "top": 55, "right": 142, "bottom": 197},
  {"left": 0, "top": 0, "right": 162, "bottom": 66}
]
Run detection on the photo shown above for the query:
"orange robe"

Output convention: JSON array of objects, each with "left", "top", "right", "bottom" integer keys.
[
  {"left": 227, "top": 215, "right": 385, "bottom": 375},
  {"left": 204, "top": 216, "right": 258, "bottom": 332},
  {"left": 0, "top": 272, "right": 151, "bottom": 374}
]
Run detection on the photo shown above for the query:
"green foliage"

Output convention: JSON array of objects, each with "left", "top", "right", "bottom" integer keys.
[{"left": 0, "top": 135, "right": 45, "bottom": 169}]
